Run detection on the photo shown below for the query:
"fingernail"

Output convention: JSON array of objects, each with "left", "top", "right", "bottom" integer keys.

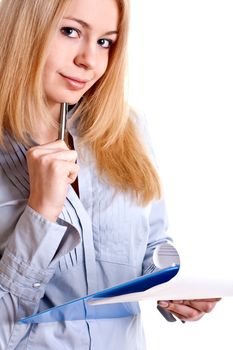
[{"left": 158, "top": 301, "right": 169, "bottom": 308}]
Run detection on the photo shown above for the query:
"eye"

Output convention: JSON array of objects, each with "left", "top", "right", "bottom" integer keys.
[
  {"left": 61, "top": 27, "right": 80, "bottom": 38},
  {"left": 97, "top": 38, "right": 113, "bottom": 49}
]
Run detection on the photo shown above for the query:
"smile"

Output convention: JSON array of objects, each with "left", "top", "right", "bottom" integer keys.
[{"left": 60, "top": 74, "right": 90, "bottom": 90}]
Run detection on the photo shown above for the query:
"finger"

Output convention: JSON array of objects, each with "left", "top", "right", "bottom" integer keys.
[
  {"left": 41, "top": 150, "right": 78, "bottom": 163},
  {"left": 67, "top": 164, "right": 80, "bottom": 183},
  {"left": 68, "top": 164, "right": 79, "bottom": 183},
  {"left": 28, "top": 149, "right": 78, "bottom": 163},
  {"left": 159, "top": 301, "right": 206, "bottom": 321},
  {"left": 185, "top": 300, "right": 220, "bottom": 313},
  {"left": 36, "top": 140, "right": 69, "bottom": 149},
  {"left": 27, "top": 140, "right": 70, "bottom": 156},
  {"left": 171, "top": 298, "right": 221, "bottom": 313},
  {"left": 169, "top": 309, "right": 205, "bottom": 322},
  {"left": 168, "top": 303, "right": 205, "bottom": 321}
]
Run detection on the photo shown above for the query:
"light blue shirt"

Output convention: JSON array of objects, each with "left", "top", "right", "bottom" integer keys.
[{"left": 0, "top": 116, "right": 171, "bottom": 349}]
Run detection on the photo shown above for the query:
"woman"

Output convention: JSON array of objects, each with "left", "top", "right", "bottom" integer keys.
[{"left": 0, "top": 0, "right": 220, "bottom": 349}]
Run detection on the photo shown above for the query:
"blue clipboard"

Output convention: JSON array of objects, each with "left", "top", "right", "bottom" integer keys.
[{"left": 20, "top": 265, "right": 179, "bottom": 324}]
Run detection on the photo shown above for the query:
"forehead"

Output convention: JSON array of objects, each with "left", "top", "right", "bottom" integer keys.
[{"left": 65, "top": 0, "right": 119, "bottom": 31}]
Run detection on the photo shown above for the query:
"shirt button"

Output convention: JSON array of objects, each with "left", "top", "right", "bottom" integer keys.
[{"left": 32, "top": 282, "right": 41, "bottom": 288}]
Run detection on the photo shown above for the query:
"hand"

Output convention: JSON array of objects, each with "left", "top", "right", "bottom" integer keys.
[
  {"left": 27, "top": 140, "right": 79, "bottom": 222},
  {"left": 158, "top": 298, "right": 221, "bottom": 322}
]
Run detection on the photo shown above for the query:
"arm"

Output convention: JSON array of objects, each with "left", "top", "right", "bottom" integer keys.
[
  {"left": 142, "top": 197, "right": 173, "bottom": 275},
  {"left": 143, "top": 197, "right": 221, "bottom": 322},
  {"left": 0, "top": 140, "right": 80, "bottom": 347},
  {"left": 0, "top": 205, "right": 80, "bottom": 348},
  {"left": 137, "top": 115, "right": 221, "bottom": 321}
]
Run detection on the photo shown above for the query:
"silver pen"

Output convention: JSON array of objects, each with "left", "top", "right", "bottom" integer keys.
[{"left": 58, "top": 102, "right": 68, "bottom": 141}]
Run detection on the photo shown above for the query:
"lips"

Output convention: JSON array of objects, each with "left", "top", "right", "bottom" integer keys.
[{"left": 60, "top": 73, "right": 90, "bottom": 90}]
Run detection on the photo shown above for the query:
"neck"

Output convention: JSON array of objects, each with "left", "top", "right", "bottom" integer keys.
[
  {"left": 34, "top": 122, "right": 58, "bottom": 145},
  {"left": 49, "top": 102, "right": 61, "bottom": 122}
]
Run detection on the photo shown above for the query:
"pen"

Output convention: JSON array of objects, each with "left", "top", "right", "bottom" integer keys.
[
  {"left": 157, "top": 305, "right": 185, "bottom": 324},
  {"left": 157, "top": 305, "right": 177, "bottom": 322},
  {"left": 58, "top": 102, "right": 68, "bottom": 141}
]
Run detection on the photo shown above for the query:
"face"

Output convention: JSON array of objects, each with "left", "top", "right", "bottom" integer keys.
[{"left": 43, "top": 0, "right": 119, "bottom": 113}]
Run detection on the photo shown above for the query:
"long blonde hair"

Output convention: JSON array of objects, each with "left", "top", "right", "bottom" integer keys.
[{"left": 0, "top": 0, "right": 161, "bottom": 205}]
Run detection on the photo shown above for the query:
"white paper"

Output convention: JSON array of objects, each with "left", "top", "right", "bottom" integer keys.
[{"left": 89, "top": 248, "right": 233, "bottom": 306}]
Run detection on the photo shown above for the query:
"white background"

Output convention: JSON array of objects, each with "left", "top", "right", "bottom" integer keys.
[{"left": 128, "top": 1, "right": 233, "bottom": 349}]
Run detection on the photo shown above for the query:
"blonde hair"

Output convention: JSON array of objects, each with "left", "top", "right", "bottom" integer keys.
[
  {"left": 0, "top": 0, "right": 161, "bottom": 205},
  {"left": 0, "top": 0, "right": 69, "bottom": 143}
]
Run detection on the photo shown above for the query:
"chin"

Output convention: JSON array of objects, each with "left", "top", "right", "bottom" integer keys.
[
  {"left": 46, "top": 90, "right": 85, "bottom": 108},
  {"left": 61, "top": 92, "right": 85, "bottom": 105}
]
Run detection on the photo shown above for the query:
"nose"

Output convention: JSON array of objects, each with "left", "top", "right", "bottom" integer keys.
[{"left": 74, "top": 41, "right": 96, "bottom": 70}]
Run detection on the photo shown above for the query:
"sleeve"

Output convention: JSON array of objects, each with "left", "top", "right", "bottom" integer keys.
[
  {"left": 0, "top": 205, "right": 81, "bottom": 349},
  {"left": 142, "top": 197, "right": 173, "bottom": 275},
  {"left": 132, "top": 111, "right": 175, "bottom": 275}
]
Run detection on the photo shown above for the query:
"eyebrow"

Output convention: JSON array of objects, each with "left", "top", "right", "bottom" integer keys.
[{"left": 63, "top": 17, "right": 118, "bottom": 36}]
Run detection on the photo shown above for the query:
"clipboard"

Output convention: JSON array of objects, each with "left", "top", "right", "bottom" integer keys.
[
  {"left": 19, "top": 238, "right": 233, "bottom": 324},
  {"left": 20, "top": 265, "right": 179, "bottom": 324}
]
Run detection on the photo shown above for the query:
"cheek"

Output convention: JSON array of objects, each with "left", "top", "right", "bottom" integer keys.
[
  {"left": 43, "top": 46, "right": 63, "bottom": 79},
  {"left": 43, "top": 57, "right": 56, "bottom": 79},
  {"left": 86, "top": 57, "right": 109, "bottom": 92},
  {"left": 97, "top": 55, "right": 109, "bottom": 79},
  {"left": 42, "top": 63, "right": 53, "bottom": 90}
]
